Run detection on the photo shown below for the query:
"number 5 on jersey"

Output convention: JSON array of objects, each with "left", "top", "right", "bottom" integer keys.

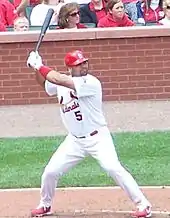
[{"left": 75, "top": 111, "right": 82, "bottom": 121}]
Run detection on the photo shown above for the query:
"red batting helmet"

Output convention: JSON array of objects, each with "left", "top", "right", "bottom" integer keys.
[{"left": 64, "top": 50, "right": 88, "bottom": 67}]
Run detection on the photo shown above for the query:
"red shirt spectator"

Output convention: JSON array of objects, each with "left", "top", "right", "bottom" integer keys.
[
  {"left": 0, "top": 21, "right": 6, "bottom": 31},
  {"left": 89, "top": 0, "right": 107, "bottom": 21},
  {"left": 98, "top": 13, "right": 134, "bottom": 27},
  {"left": 13, "top": 0, "right": 40, "bottom": 16},
  {"left": 142, "top": 5, "right": 164, "bottom": 23},
  {"left": 80, "top": 0, "right": 107, "bottom": 26},
  {"left": 137, "top": 0, "right": 164, "bottom": 23},
  {"left": 13, "top": 0, "right": 40, "bottom": 8},
  {"left": 98, "top": 0, "right": 134, "bottom": 27},
  {"left": 0, "top": 0, "right": 18, "bottom": 26}
]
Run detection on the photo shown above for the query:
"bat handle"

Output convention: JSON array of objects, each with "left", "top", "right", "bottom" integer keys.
[{"left": 35, "top": 33, "right": 44, "bottom": 53}]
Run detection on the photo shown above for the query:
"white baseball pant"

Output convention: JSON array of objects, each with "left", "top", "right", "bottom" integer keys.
[{"left": 39, "top": 127, "right": 150, "bottom": 207}]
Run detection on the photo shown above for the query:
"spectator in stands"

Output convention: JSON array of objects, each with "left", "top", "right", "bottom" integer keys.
[
  {"left": 0, "top": 0, "right": 18, "bottom": 27},
  {"left": 80, "top": 0, "right": 107, "bottom": 26},
  {"left": 30, "top": 0, "right": 64, "bottom": 26},
  {"left": 14, "top": 16, "right": 29, "bottom": 31},
  {"left": 13, "top": 0, "right": 41, "bottom": 16},
  {"left": 137, "top": 0, "right": 164, "bottom": 24},
  {"left": 0, "top": 19, "right": 6, "bottom": 31},
  {"left": 58, "top": 3, "right": 87, "bottom": 28},
  {"left": 122, "top": 0, "right": 138, "bottom": 22},
  {"left": 164, "top": 0, "right": 170, "bottom": 6},
  {"left": 159, "top": 4, "right": 170, "bottom": 24},
  {"left": 75, "top": 0, "right": 91, "bottom": 4},
  {"left": 98, "top": 0, "right": 134, "bottom": 27}
]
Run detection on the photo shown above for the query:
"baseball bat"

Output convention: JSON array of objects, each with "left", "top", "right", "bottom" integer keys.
[{"left": 35, "top": 8, "right": 54, "bottom": 52}]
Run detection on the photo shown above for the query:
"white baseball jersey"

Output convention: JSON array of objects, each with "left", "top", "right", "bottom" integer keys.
[{"left": 45, "top": 74, "right": 107, "bottom": 137}]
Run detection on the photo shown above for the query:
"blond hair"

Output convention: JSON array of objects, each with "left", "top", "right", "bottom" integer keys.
[{"left": 14, "top": 16, "right": 29, "bottom": 26}]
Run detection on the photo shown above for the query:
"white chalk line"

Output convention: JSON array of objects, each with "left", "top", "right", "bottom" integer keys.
[
  {"left": 73, "top": 209, "right": 170, "bottom": 215},
  {"left": 0, "top": 185, "right": 169, "bottom": 192}
]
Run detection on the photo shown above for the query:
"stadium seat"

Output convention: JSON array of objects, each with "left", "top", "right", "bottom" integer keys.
[
  {"left": 145, "top": 22, "right": 159, "bottom": 26},
  {"left": 135, "top": 23, "right": 145, "bottom": 26},
  {"left": 7, "top": 26, "right": 14, "bottom": 31},
  {"left": 49, "top": 25, "right": 58, "bottom": 30},
  {"left": 29, "top": 25, "right": 42, "bottom": 30},
  {"left": 84, "top": 23, "right": 96, "bottom": 28},
  {"left": 6, "top": 26, "right": 41, "bottom": 31}
]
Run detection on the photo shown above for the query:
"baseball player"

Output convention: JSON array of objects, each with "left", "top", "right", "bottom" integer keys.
[{"left": 27, "top": 50, "right": 152, "bottom": 218}]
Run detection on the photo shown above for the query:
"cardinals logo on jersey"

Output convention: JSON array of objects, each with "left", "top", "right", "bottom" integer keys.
[
  {"left": 61, "top": 91, "right": 79, "bottom": 113},
  {"left": 62, "top": 101, "right": 80, "bottom": 113},
  {"left": 59, "top": 91, "right": 78, "bottom": 105}
]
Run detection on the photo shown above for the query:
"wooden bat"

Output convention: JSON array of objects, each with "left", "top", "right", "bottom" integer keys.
[{"left": 35, "top": 8, "right": 54, "bottom": 52}]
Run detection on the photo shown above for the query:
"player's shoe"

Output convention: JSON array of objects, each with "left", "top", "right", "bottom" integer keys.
[
  {"left": 131, "top": 204, "right": 152, "bottom": 218},
  {"left": 31, "top": 205, "right": 52, "bottom": 217}
]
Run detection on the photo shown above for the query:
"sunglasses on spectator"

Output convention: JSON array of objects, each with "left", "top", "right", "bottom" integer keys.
[{"left": 69, "top": 11, "right": 80, "bottom": 17}]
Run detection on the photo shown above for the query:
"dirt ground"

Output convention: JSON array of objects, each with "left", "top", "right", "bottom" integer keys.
[
  {"left": 0, "top": 187, "right": 170, "bottom": 218},
  {"left": 1, "top": 101, "right": 170, "bottom": 217}
]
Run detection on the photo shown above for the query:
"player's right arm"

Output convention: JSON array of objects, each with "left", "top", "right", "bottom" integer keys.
[
  {"left": 34, "top": 67, "right": 58, "bottom": 96},
  {"left": 35, "top": 70, "right": 45, "bottom": 88},
  {"left": 27, "top": 51, "right": 76, "bottom": 91},
  {"left": 27, "top": 51, "right": 100, "bottom": 98}
]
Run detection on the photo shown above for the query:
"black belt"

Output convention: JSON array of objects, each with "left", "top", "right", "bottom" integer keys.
[{"left": 74, "top": 130, "right": 98, "bottom": 139}]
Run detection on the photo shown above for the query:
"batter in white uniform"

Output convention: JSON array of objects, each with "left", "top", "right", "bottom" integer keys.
[{"left": 27, "top": 50, "right": 152, "bottom": 218}]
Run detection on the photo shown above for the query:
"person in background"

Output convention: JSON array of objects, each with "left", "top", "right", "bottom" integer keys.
[
  {"left": 0, "top": 0, "right": 18, "bottom": 27},
  {"left": 14, "top": 16, "right": 29, "bottom": 31},
  {"left": 30, "top": 0, "right": 65, "bottom": 26},
  {"left": 13, "top": 0, "right": 41, "bottom": 16},
  {"left": 122, "top": 0, "right": 138, "bottom": 22},
  {"left": 58, "top": 3, "right": 87, "bottom": 28},
  {"left": 0, "top": 19, "right": 6, "bottom": 31},
  {"left": 164, "top": 0, "right": 170, "bottom": 6},
  {"left": 80, "top": 0, "right": 107, "bottom": 26},
  {"left": 98, "top": 0, "right": 134, "bottom": 27},
  {"left": 137, "top": 0, "right": 164, "bottom": 24},
  {"left": 159, "top": 4, "right": 170, "bottom": 25}
]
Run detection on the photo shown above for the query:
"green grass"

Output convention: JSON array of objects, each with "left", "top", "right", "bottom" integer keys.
[{"left": 0, "top": 131, "right": 170, "bottom": 188}]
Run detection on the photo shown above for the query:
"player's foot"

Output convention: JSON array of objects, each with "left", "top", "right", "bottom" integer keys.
[
  {"left": 31, "top": 205, "right": 52, "bottom": 217},
  {"left": 131, "top": 204, "right": 152, "bottom": 218}
]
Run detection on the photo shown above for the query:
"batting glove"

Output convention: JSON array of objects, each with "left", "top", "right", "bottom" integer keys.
[{"left": 27, "top": 51, "right": 43, "bottom": 70}]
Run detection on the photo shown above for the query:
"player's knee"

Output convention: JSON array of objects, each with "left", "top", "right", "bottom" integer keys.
[
  {"left": 42, "top": 168, "right": 63, "bottom": 181},
  {"left": 101, "top": 161, "right": 125, "bottom": 177}
]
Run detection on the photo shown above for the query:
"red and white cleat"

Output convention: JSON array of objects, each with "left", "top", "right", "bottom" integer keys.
[
  {"left": 31, "top": 206, "right": 52, "bottom": 217},
  {"left": 131, "top": 205, "right": 152, "bottom": 218}
]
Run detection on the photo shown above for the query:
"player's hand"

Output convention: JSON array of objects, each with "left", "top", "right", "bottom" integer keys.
[{"left": 27, "top": 51, "right": 43, "bottom": 70}]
